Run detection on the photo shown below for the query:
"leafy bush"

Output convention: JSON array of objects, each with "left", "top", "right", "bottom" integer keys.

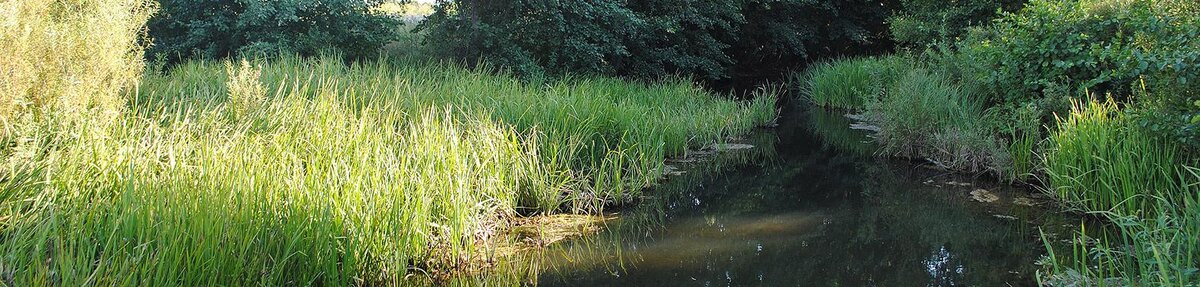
[
  {"left": 961, "top": 0, "right": 1200, "bottom": 109},
  {"left": 420, "top": 0, "right": 896, "bottom": 80},
  {"left": 147, "top": 0, "right": 401, "bottom": 64},
  {"left": 889, "top": 0, "right": 1025, "bottom": 47}
]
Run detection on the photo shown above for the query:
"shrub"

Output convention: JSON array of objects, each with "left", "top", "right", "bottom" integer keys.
[
  {"left": 889, "top": 0, "right": 1026, "bottom": 47},
  {"left": 961, "top": 0, "right": 1200, "bottom": 110},
  {"left": 420, "top": 0, "right": 896, "bottom": 80},
  {"left": 147, "top": 0, "right": 401, "bottom": 64}
]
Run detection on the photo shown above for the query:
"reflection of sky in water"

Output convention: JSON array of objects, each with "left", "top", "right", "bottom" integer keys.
[
  {"left": 925, "top": 246, "right": 965, "bottom": 286},
  {"left": 535, "top": 108, "right": 1062, "bottom": 286}
]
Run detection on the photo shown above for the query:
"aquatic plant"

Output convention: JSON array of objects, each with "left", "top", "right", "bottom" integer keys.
[
  {"left": 0, "top": 52, "right": 775, "bottom": 285},
  {"left": 1040, "top": 167, "right": 1200, "bottom": 286},
  {"left": 1043, "top": 99, "right": 1180, "bottom": 217},
  {"left": 867, "top": 68, "right": 1002, "bottom": 173},
  {"left": 797, "top": 58, "right": 876, "bottom": 109}
]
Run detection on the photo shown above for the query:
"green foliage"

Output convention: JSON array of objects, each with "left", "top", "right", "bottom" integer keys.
[
  {"left": 961, "top": 0, "right": 1200, "bottom": 109},
  {"left": 1041, "top": 155, "right": 1198, "bottom": 286},
  {"left": 797, "top": 56, "right": 909, "bottom": 110},
  {"left": 868, "top": 67, "right": 1001, "bottom": 173},
  {"left": 1131, "top": 76, "right": 1200, "bottom": 154},
  {"left": 147, "top": 0, "right": 402, "bottom": 64},
  {"left": 2, "top": 54, "right": 775, "bottom": 285},
  {"left": 798, "top": 59, "right": 875, "bottom": 109},
  {"left": 797, "top": 54, "right": 1007, "bottom": 174},
  {"left": 889, "top": 0, "right": 1025, "bottom": 47},
  {"left": 726, "top": 0, "right": 897, "bottom": 78},
  {"left": 1044, "top": 99, "right": 1180, "bottom": 218},
  {"left": 991, "top": 103, "right": 1044, "bottom": 182},
  {"left": 420, "top": 0, "right": 896, "bottom": 80}
]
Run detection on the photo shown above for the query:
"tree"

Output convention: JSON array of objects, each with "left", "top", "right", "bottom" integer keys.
[
  {"left": 420, "top": 0, "right": 897, "bottom": 80},
  {"left": 148, "top": 0, "right": 402, "bottom": 64}
]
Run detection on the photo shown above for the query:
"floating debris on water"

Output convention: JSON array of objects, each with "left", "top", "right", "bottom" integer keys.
[
  {"left": 945, "top": 181, "right": 973, "bottom": 187},
  {"left": 710, "top": 143, "right": 755, "bottom": 151},
  {"left": 1013, "top": 197, "right": 1038, "bottom": 207},
  {"left": 971, "top": 189, "right": 1000, "bottom": 203},
  {"left": 663, "top": 165, "right": 686, "bottom": 176}
]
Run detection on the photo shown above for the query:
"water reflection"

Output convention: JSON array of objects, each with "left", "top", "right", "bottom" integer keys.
[{"left": 531, "top": 107, "right": 1064, "bottom": 286}]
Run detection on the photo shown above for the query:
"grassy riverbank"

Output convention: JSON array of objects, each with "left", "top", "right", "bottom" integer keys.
[
  {"left": 0, "top": 2, "right": 775, "bottom": 284},
  {"left": 1, "top": 56, "right": 774, "bottom": 285},
  {"left": 794, "top": 0, "right": 1200, "bottom": 284}
]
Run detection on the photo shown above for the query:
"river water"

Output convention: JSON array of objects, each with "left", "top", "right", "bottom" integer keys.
[{"left": 526, "top": 107, "right": 1072, "bottom": 286}]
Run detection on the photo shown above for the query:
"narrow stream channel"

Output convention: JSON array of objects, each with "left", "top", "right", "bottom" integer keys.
[{"left": 527, "top": 107, "right": 1073, "bottom": 286}]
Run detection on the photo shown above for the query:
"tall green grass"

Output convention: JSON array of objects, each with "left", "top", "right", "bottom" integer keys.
[
  {"left": 1044, "top": 99, "right": 1180, "bottom": 217},
  {"left": 867, "top": 68, "right": 1003, "bottom": 173},
  {"left": 1039, "top": 99, "right": 1198, "bottom": 286},
  {"left": 0, "top": 54, "right": 774, "bottom": 285},
  {"left": 797, "top": 58, "right": 880, "bottom": 109},
  {"left": 1040, "top": 168, "right": 1200, "bottom": 286},
  {"left": 999, "top": 104, "right": 1043, "bottom": 183},
  {"left": 797, "top": 55, "right": 1011, "bottom": 175}
]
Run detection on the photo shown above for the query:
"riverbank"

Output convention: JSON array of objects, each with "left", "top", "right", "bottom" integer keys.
[
  {"left": 515, "top": 107, "right": 1081, "bottom": 286},
  {"left": 0, "top": 55, "right": 776, "bottom": 285},
  {"left": 794, "top": 5, "right": 1200, "bottom": 281}
]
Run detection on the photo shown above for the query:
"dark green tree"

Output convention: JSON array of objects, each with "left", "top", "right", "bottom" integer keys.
[
  {"left": 728, "top": 0, "right": 896, "bottom": 79},
  {"left": 888, "top": 0, "right": 1026, "bottom": 47},
  {"left": 148, "top": 0, "right": 402, "bottom": 64},
  {"left": 420, "top": 0, "right": 897, "bottom": 80}
]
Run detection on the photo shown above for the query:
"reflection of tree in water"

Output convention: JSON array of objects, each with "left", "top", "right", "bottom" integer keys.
[{"left": 532, "top": 109, "right": 1050, "bottom": 286}]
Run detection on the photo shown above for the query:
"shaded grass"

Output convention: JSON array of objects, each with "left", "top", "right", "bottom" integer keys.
[
  {"left": 0, "top": 55, "right": 776, "bottom": 285},
  {"left": 796, "top": 58, "right": 879, "bottom": 109},
  {"left": 866, "top": 67, "right": 1003, "bottom": 173},
  {"left": 1039, "top": 167, "right": 1200, "bottom": 286}
]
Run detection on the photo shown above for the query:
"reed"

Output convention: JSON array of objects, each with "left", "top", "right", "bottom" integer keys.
[
  {"left": 1044, "top": 99, "right": 1180, "bottom": 217},
  {"left": 797, "top": 58, "right": 880, "bottom": 109},
  {"left": 1039, "top": 99, "right": 1197, "bottom": 286},
  {"left": 0, "top": 52, "right": 774, "bottom": 285}
]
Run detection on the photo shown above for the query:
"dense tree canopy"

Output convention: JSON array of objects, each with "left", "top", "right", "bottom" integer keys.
[
  {"left": 147, "top": 0, "right": 402, "bottom": 64},
  {"left": 419, "top": 0, "right": 897, "bottom": 80},
  {"left": 888, "top": 0, "right": 1026, "bottom": 47}
]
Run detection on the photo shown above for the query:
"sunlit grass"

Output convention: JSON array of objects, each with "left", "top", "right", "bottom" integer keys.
[
  {"left": 1044, "top": 99, "right": 1180, "bottom": 217},
  {"left": 1, "top": 54, "right": 775, "bottom": 285},
  {"left": 1039, "top": 98, "right": 1198, "bottom": 286}
]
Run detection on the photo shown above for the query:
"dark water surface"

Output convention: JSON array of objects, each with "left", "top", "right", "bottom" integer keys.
[{"left": 529, "top": 108, "right": 1068, "bottom": 286}]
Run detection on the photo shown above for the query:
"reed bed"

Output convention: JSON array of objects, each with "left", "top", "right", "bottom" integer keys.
[
  {"left": 1, "top": 52, "right": 775, "bottom": 285},
  {"left": 1040, "top": 99, "right": 1198, "bottom": 286}
]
